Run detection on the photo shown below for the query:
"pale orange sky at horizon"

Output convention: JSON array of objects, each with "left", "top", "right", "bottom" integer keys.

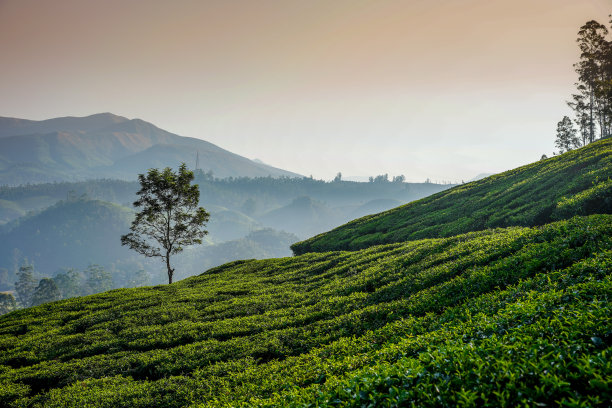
[{"left": 0, "top": 0, "right": 610, "bottom": 181}]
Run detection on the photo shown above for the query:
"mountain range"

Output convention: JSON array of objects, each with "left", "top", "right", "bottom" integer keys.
[{"left": 0, "top": 113, "right": 300, "bottom": 184}]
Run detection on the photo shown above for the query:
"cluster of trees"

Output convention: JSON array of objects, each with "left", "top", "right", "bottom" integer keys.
[
  {"left": 0, "top": 263, "right": 150, "bottom": 315},
  {"left": 367, "top": 174, "right": 406, "bottom": 183},
  {"left": 333, "top": 173, "right": 406, "bottom": 183},
  {"left": 556, "top": 18, "right": 612, "bottom": 153}
]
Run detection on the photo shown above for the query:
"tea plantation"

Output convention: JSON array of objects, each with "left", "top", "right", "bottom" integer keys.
[
  {"left": 0, "top": 214, "right": 610, "bottom": 407},
  {"left": 1, "top": 140, "right": 612, "bottom": 407},
  {"left": 292, "top": 137, "right": 612, "bottom": 254}
]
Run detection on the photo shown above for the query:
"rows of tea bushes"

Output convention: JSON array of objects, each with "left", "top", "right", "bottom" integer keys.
[
  {"left": 292, "top": 138, "right": 612, "bottom": 254},
  {"left": 0, "top": 215, "right": 610, "bottom": 407}
]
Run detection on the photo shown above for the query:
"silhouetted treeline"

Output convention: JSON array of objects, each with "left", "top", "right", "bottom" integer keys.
[{"left": 556, "top": 17, "right": 612, "bottom": 152}]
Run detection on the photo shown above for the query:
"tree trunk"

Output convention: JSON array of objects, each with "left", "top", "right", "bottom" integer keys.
[
  {"left": 166, "top": 254, "right": 173, "bottom": 284},
  {"left": 590, "top": 89, "right": 595, "bottom": 143}
]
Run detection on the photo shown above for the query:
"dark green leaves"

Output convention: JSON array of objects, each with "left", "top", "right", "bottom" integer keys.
[{"left": 0, "top": 215, "right": 610, "bottom": 407}]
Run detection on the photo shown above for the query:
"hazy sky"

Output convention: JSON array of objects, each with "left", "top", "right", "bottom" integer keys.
[{"left": 1, "top": 0, "right": 610, "bottom": 181}]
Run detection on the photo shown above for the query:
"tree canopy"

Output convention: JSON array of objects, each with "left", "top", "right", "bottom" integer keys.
[
  {"left": 121, "top": 163, "right": 209, "bottom": 284},
  {"left": 565, "top": 18, "right": 612, "bottom": 147},
  {"left": 555, "top": 116, "right": 580, "bottom": 153}
]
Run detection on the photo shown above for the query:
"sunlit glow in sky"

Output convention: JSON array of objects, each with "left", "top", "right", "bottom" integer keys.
[{"left": 0, "top": 0, "right": 609, "bottom": 181}]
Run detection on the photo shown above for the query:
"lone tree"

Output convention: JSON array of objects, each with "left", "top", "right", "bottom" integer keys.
[{"left": 121, "top": 163, "right": 210, "bottom": 284}]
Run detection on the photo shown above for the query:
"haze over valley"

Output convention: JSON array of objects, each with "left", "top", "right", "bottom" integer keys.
[{"left": 0, "top": 112, "right": 455, "bottom": 289}]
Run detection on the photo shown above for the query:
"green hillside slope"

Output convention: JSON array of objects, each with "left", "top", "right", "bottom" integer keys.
[
  {"left": 292, "top": 138, "right": 612, "bottom": 254},
  {"left": 0, "top": 215, "right": 610, "bottom": 407}
]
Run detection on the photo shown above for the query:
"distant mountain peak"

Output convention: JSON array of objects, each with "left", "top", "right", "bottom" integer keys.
[
  {"left": 0, "top": 112, "right": 129, "bottom": 138},
  {"left": 99, "top": 117, "right": 170, "bottom": 135},
  {"left": 0, "top": 113, "right": 302, "bottom": 184},
  {"left": 69, "top": 112, "right": 127, "bottom": 121}
]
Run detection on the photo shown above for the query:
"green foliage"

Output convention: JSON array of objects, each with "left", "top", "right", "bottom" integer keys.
[
  {"left": 555, "top": 115, "right": 580, "bottom": 153},
  {"left": 121, "top": 163, "right": 210, "bottom": 284},
  {"left": 0, "top": 293, "right": 16, "bottom": 315},
  {"left": 30, "top": 279, "right": 61, "bottom": 307},
  {"left": 83, "top": 265, "right": 113, "bottom": 296},
  {"left": 292, "top": 138, "right": 612, "bottom": 254},
  {"left": 552, "top": 177, "right": 612, "bottom": 219},
  {"left": 52, "top": 269, "right": 84, "bottom": 299},
  {"left": 0, "top": 215, "right": 609, "bottom": 407},
  {"left": 14, "top": 265, "right": 37, "bottom": 308}
]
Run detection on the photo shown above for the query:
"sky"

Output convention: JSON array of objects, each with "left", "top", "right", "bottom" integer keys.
[{"left": 0, "top": 0, "right": 610, "bottom": 182}]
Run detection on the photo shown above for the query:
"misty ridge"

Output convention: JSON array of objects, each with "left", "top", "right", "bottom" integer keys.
[
  {"left": 0, "top": 113, "right": 454, "bottom": 295},
  {"left": 0, "top": 113, "right": 300, "bottom": 185}
]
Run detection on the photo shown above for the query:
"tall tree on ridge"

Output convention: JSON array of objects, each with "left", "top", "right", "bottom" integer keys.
[
  {"left": 555, "top": 116, "right": 580, "bottom": 154},
  {"left": 568, "top": 93, "right": 591, "bottom": 146},
  {"left": 573, "top": 20, "right": 609, "bottom": 141}
]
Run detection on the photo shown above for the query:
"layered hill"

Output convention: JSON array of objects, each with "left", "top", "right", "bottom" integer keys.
[
  {"left": 259, "top": 196, "right": 342, "bottom": 238},
  {"left": 0, "top": 197, "right": 285, "bottom": 281},
  {"left": 0, "top": 113, "right": 300, "bottom": 184},
  {"left": 292, "top": 138, "right": 612, "bottom": 254},
  {"left": 0, "top": 215, "right": 609, "bottom": 407},
  {"left": 0, "top": 198, "right": 136, "bottom": 281}
]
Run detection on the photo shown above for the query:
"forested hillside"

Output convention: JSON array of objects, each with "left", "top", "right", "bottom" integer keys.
[
  {"left": 0, "top": 215, "right": 609, "bottom": 407},
  {"left": 0, "top": 199, "right": 136, "bottom": 281},
  {"left": 0, "top": 175, "right": 449, "bottom": 228},
  {"left": 292, "top": 138, "right": 612, "bottom": 254}
]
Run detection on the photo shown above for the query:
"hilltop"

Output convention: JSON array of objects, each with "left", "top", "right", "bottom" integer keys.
[
  {"left": 0, "top": 113, "right": 300, "bottom": 184},
  {"left": 292, "top": 138, "right": 612, "bottom": 254}
]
